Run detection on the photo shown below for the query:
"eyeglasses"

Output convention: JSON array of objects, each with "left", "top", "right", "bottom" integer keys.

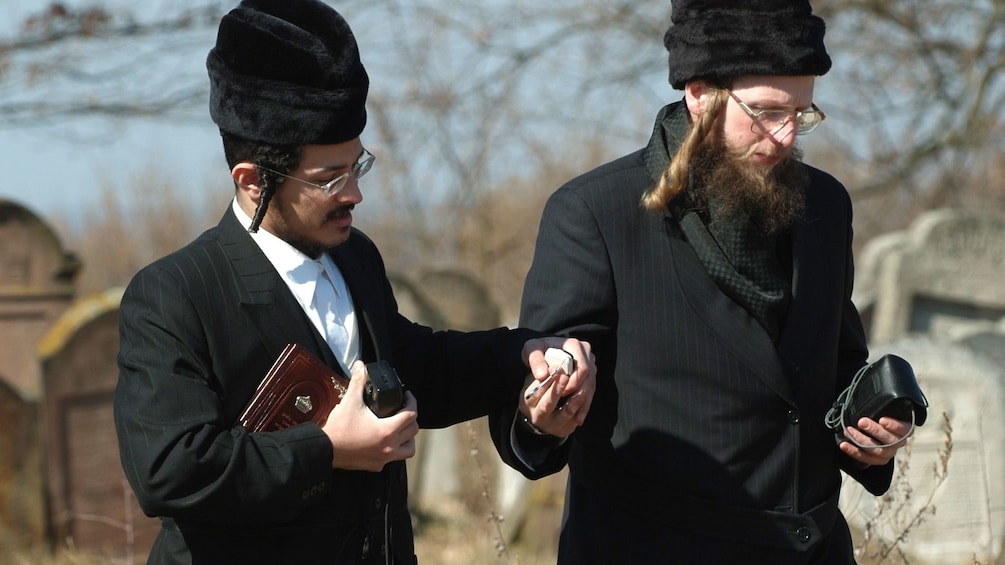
[
  {"left": 257, "top": 148, "right": 375, "bottom": 198},
  {"left": 724, "top": 89, "right": 825, "bottom": 136}
]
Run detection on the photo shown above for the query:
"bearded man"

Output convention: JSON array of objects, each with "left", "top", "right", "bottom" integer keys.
[{"left": 504, "top": 0, "right": 912, "bottom": 563}]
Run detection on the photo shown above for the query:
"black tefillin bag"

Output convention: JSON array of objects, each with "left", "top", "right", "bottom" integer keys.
[{"left": 825, "top": 354, "right": 929, "bottom": 448}]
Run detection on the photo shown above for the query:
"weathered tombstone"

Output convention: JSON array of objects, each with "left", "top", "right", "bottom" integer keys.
[
  {"left": 852, "top": 230, "right": 909, "bottom": 339},
  {"left": 0, "top": 199, "right": 79, "bottom": 398},
  {"left": 0, "top": 200, "right": 79, "bottom": 552},
  {"left": 847, "top": 209, "right": 1005, "bottom": 563},
  {"left": 0, "top": 378, "right": 43, "bottom": 553},
  {"left": 948, "top": 317, "right": 1005, "bottom": 369},
  {"left": 388, "top": 272, "right": 462, "bottom": 512},
  {"left": 39, "top": 288, "right": 159, "bottom": 562},
  {"left": 868, "top": 209, "right": 1005, "bottom": 344},
  {"left": 390, "top": 269, "right": 540, "bottom": 537},
  {"left": 392, "top": 269, "right": 504, "bottom": 516},
  {"left": 840, "top": 337, "right": 1005, "bottom": 564},
  {"left": 415, "top": 269, "right": 502, "bottom": 332}
]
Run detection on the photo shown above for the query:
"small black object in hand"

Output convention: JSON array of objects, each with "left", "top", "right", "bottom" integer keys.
[{"left": 364, "top": 360, "right": 405, "bottom": 418}]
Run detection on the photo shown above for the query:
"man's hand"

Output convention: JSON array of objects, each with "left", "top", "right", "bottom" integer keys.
[
  {"left": 838, "top": 416, "right": 913, "bottom": 466},
  {"left": 520, "top": 337, "right": 596, "bottom": 438},
  {"left": 322, "top": 360, "right": 419, "bottom": 472}
]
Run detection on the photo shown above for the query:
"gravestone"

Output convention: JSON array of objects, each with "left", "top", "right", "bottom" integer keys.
[
  {"left": 39, "top": 288, "right": 159, "bottom": 562},
  {"left": 948, "top": 318, "right": 1005, "bottom": 369},
  {"left": 0, "top": 199, "right": 79, "bottom": 399},
  {"left": 840, "top": 337, "right": 1004, "bottom": 564},
  {"left": 391, "top": 269, "right": 505, "bottom": 516},
  {"left": 867, "top": 209, "right": 1005, "bottom": 344},
  {"left": 845, "top": 209, "right": 1005, "bottom": 563},
  {"left": 0, "top": 200, "right": 78, "bottom": 553},
  {"left": 0, "top": 378, "right": 43, "bottom": 553}
]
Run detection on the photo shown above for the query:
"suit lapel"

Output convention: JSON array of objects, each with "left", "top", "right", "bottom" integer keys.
[
  {"left": 664, "top": 209, "right": 795, "bottom": 404},
  {"left": 777, "top": 215, "right": 826, "bottom": 375},
  {"left": 217, "top": 209, "right": 339, "bottom": 373}
]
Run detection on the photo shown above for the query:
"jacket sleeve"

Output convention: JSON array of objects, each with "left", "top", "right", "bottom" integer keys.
[
  {"left": 495, "top": 184, "right": 618, "bottom": 478},
  {"left": 342, "top": 230, "right": 544, "bottom": 429},
  {"left": 519, "top": 184, "right": 618, "bottom": 351},
  {"left": 114, "top": 259, "right": 334, "bottom": 525},
  {"left": 832, "top": 195, "right": 895, "bottom": 495}
]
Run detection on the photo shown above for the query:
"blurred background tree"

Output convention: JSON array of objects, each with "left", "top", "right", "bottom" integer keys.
[{"left": 3, "top": 0, "right": 1003, "bottom": 319}]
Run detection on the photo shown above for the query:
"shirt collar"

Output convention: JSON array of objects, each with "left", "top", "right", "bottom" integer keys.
[{"left": 231, "top": 198, "right": 339, "bottom": 305}]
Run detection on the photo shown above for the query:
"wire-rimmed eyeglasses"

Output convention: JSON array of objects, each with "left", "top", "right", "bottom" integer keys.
[
  {"left": 724, "top": 89, "right": 825, "bottom": 136},
  {"left": 257, "top": 148, "right": 375, "bottom": 198}
]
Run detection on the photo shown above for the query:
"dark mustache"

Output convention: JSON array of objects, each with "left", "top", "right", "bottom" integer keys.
[{"left": 326, "top": 204, "right": 354, "bottom": 220}]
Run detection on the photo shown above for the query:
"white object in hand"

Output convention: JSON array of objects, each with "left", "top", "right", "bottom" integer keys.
[{"left": 524, "top": 348, "right": 575, "bottom": 399}]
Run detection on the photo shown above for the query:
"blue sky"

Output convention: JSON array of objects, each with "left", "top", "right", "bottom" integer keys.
[
  {"left": 4, "top": 119, "right": 222, "bottom": 220},
  {"left": 0, "top": 0, "right": 670, "bottom": 230},
  {"left": 1, "top": 0, "right": 224, "bottom": 224},
  {"left": 0, "top": 0, "right": 863, "bottom": 231}
]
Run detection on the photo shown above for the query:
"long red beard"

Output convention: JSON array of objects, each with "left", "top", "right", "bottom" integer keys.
[{"left": 690, "top": 140, "right": 808, "bottom": 235}]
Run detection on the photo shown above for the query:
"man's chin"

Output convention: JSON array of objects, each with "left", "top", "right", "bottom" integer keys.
[
  {"left": 750, "top": 154, "right": 783, "bottom": 169},
  {"left": 326, "top": 225, "right": 353, "bottom": 248}
]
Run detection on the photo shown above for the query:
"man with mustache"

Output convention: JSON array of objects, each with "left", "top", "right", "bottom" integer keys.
[
  {"left": 113, "top": 1, "right": 594, "bottom": 563},
  {"left": 509, "top": 0, "right": 911, "bottom": 562}
]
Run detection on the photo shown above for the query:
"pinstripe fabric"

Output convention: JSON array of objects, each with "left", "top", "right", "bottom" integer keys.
[
  {"left": 517, "top": 103, "right": 892, "bottom": 563},
  {"left": 114, "top": 206, "right": 541, "bottom": 564}
]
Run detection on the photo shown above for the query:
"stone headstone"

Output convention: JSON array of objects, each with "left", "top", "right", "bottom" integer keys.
[
  {"left": 867, "top": 209, "right": 1005, "bottom": 344},
  {"left": 39, "top": 288, "right": 159, "bottom": 561},
  {"left": 388, "top": 269, "right": 519, "bottom": 521},
  {"left": 0, "top": 200, "right": 79, "bottom": 553},
  {"left": 0, "top": 379, "right": 44, "bottom": 553},
  {"left": 0, "top": 199, "right": 79, "bottom": 399},
  {"left": 840, "top": 336, "right": 1004, "bottom": 564}
]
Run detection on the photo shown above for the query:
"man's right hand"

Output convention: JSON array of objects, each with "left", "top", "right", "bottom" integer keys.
[{"left": 322, "top": 360, "right": 418, "bottom": 472}]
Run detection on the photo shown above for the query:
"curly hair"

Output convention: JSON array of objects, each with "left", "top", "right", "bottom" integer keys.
[
  {"left": 221, "top": 133, "right": 303, "bottom": 232},
  {"left": 641, "top": 86, "right": 729, "bottom": 213}
]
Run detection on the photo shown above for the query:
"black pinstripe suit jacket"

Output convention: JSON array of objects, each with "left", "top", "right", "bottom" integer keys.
[
  {"left": 114, "top": 206, "right": 538, "bottom": 564},
  {"left": 517, "top": 103, "right": 894, "bottom": 564}
]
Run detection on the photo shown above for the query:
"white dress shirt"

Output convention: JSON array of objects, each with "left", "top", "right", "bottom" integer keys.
[{"left": 232, "top": 198, "right": 360, "bottom": 373}]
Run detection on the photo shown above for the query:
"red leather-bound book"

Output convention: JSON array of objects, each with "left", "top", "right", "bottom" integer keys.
[{"left": 239, "top": 343, "right": 349, "bottom": 432}]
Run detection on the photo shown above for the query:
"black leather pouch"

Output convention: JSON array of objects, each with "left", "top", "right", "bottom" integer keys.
[{"left": 825, "top": 354, "right": 929, "bottom": 437}]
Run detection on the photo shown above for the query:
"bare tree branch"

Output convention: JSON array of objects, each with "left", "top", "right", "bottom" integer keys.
[{"left": 4, "top": 0, "right": 1004, "bottom": 294}]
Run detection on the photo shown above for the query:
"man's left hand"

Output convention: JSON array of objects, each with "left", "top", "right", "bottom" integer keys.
[{"left": 839, "top": 416, "right": 913, "bottom": 466}]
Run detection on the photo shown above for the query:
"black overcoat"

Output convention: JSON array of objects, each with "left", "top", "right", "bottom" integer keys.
[{"left": 512, "top": 103, "right": 894, "bottom": 564}]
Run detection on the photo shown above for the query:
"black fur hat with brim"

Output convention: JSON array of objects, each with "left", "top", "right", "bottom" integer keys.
[
  {"left": 207, "top": 0, "right": 368, "bottom": 145},
  {"left": 664, "top": 0, "right": 831, "bottom": 90}
]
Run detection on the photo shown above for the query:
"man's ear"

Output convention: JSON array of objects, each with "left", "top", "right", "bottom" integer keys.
[
  {"left": 232, "top": 162, "right": 263, "bottom": 203},
  {"left": 684, "top": 80, "right": 712, "bottom": 116}
]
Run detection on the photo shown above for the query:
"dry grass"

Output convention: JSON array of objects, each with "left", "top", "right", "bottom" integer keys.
[
  {"left": 413, "top": 506, "right": 558, "bottom": 565},
  {"left": 853, "top": 412, "right": 957, "bottom": 565},
  {"left": 3, "top": 504, "right": 557, "bottom": 565}
]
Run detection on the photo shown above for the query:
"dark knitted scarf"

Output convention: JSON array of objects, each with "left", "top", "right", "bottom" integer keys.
[
  {"left": 645, "top": 102, "right": 793, "bottom": 343},
  {"left": 679, "top": 207, "right": 791, "bottom": 342}
]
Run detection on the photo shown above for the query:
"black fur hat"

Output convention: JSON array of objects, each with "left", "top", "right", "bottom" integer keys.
[
  {"left": 207, "top": 0, "right": 368, "bottom": 145},
  {"left": 664, "top": 0, "right": 831, "bottom": 90}
]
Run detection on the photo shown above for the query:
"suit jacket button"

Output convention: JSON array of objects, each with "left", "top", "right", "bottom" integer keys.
[
  {"left": 374, "top": 497, "right": 383, "bottom": 509},
  {"left": 796, "top": 526, "right": 811, "bottom": 543}
]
